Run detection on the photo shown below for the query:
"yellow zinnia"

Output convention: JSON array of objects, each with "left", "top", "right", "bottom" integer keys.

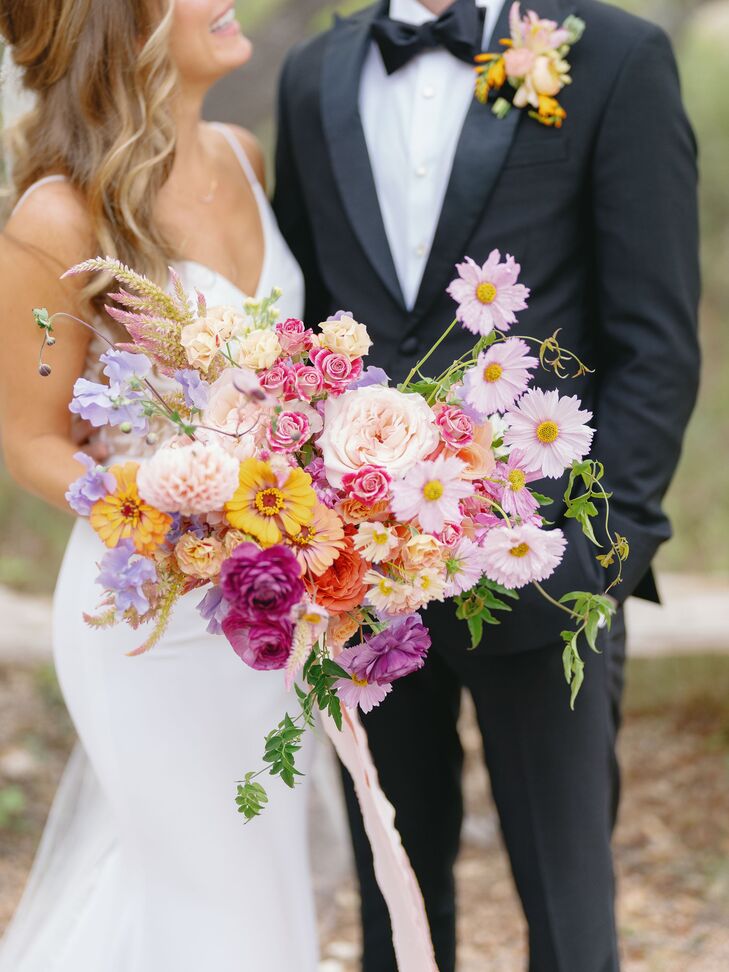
[
  {"left": 225, "top": 458, "right": 316, "bottom": 547},
  {"left": 90, "top": 462, "right": 172, "bottom": 556}
]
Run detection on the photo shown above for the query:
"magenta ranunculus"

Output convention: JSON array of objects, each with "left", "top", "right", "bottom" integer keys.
[
  {"left": 348, "top": 615, "right": 431, "bottom": 685},
  {"left": 434, "top": 403, "right": 475, "bottom": 448},
  {"left": 275, "top": 318, "right": 315, "bottom": 355},
  {"left": 267, "top": 410, "right": 312, "bottom": 453},
  {"left": 341, "top": 464, "right": 392, "bottom": 506},
  {"left": 309, "top": 346, "right": 363, "bottom": 394},
  {"left": 220, "top": 543, "right": 304, "bottom": 622},
  {"left": 222, "top": 614, "right": 295, "bottom": 671}
]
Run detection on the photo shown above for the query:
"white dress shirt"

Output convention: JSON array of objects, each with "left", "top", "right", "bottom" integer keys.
[{"left": 359, "top": 0, "right": 505, "bottom": 309}]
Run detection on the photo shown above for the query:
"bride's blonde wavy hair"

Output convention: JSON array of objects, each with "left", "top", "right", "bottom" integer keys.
[{"left": 0, "top": 0, "right": 178, "bottom": 306}]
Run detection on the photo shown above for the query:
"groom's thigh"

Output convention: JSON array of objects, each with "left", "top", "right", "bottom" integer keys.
[
  {"left": 340, "top": 649, "right": 464, "bottom": 972},
  {"left": 466, "top": 613, "right": 626, "bottom": 972}
]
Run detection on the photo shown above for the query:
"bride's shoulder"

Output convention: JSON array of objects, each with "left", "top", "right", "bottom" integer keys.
[
  {"left": 210, "top": 123, "right": 266, "bottom": 190},
  {"left": 1, "top": 178, "right": 93, "bottom": 279}
]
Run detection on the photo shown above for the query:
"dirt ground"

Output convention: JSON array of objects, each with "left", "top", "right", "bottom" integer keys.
[{"left": 1, "top": 659, "right": 728, "bottom": 972}]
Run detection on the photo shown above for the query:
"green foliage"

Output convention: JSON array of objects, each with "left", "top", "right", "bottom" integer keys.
[
  {"left": 560, "top": 592, "right": 616, "bottom": 709},
  {"left": 455, "top": 578, "right": 519, "bottom": 649},
  {"left": 235, "top": 773, "right": 269, "bottom": 821},
  {"left": 263, "top": 713, "right": 305, "bottom": 789}
]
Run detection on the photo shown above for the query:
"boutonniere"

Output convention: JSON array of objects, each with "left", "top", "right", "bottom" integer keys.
[{"left": 475, "top": 2, "right": 585, "bottom": 128}]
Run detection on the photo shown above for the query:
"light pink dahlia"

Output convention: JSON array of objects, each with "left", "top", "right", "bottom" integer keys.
[
  {"left": 390, "top": 455, "right": 473, "bottom": 534},
  {"left": 504, "top": 389, "right": 594, "bottom": 479},
  {"left": 447, "top": 250, "right": 530, "bottom": 336},
  {"left": 462, "top": 338, "right": 539, "bottom": 415},
  {"left": 480, "top": 522, "right": 567, "bottom": 589},
  {"left": 137, "top": 442, "right": 240, "bottom": 516}
]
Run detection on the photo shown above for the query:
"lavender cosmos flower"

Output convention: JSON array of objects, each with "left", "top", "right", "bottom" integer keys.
[
  {"left": 348, "top": 614, "right": 431, "bottom": 685},
  {"left": 100, "top": 348, "right": 152, "bottom": 385},
  {"left": 65, "top": 452, "right": 116, "bottom": 516},
  {"left": 175, "top": 369, "right": 211, "bottom": 410},
  {"left": 222, "top": 614, "right": 295, "bottom": 671},
  {"left": 96, "top": 539, "right": 157, "bottom": 614},
  {"left": 220, "top": 543, "right": 305, "bottom": 622},
  {"left": 196, "top": 585, "right": 229, "bottom": 636}
]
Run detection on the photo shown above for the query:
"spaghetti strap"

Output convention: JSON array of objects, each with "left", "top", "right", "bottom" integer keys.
[
  {"left": 208, "top": 122, "right": 261, "bottom": 190},
  {"left": 12, "top": 174, "right": 67, "bottom": 216}
]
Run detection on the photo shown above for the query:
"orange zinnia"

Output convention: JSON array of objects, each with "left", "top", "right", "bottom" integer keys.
[{"left": 90, "top": 462, "right": 172, "bottom": 556}]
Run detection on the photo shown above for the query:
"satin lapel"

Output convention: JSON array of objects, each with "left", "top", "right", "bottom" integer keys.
[
  {"left": 321, "top": 4, "right": 406, "bottom": 310},
  {"left": 410, "top": 0, "right": 524, "bottom": 321}
]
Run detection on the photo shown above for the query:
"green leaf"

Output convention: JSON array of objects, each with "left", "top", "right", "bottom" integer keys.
[
  {"left": 530, "top": 491, "right": 554, "bottom": 507},
  {"left": 235, "top": 776, "right": 269, "bottom": 821},
  {"left": 33, "top": 307, "right": 52, "bottom": 332},
  {"left": 467, "top": 615, "right": 484, "bottom": 650}
]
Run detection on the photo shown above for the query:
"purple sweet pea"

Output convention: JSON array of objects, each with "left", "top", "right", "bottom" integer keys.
[
  {"left": 65, "top": 452, "right": 116, "bottom": 516},
  {"left": 220, "top": 543, "right": 305, "bottom": 622},
  {"left": 222, "top": 614, "right": 295, "bottom": 671},
  {"left": 101, "top": 348, "right": 152, "bottom": 385},
  {"left": 305, "top": 457, "right": 339, "bottom": 509},
  {"left": 96, "top": 539, "right": 157, "bottom": 614},
  {"left": 69, "top": 378, "right": 148, "bottom": 433},
  {"left": 352, "top": 366, "right": 390, "bottom": 390},
  {"left": 348, "top": 614, "right": 431, "bottom": 685},
  {"left": 326, "top": 310, "right": 355, "bottom": 322},
  {"left": 175, "top": 369, "right": 210, "bottom": 410},
  {"left": 196, "top": 585, "right": 229, "bottom": 636}
]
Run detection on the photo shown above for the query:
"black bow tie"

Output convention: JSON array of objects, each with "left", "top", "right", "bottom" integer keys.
[{"left": 371, "top": 0, "right": 485, "bottom": 75}]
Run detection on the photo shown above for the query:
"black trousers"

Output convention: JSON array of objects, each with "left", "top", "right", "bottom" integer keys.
[{"left": 341, "top": 607, "right": 626, "bottom": 972}]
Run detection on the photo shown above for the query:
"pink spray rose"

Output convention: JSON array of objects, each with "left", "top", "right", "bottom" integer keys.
[
  {"left": 310, "top": 346, "right": 363, "bottom": 394},
  {"left": 433, "top": 404, "right": 475, "bottom": 448},
  {"left": 341, "top": 464, "right": 392, "bottom": 506},
  {"left": 275, "top": 318, "right": 315, "bottom": 355},
  {"left": 267, "top": 410, "right": 312, "bottom": 453}
]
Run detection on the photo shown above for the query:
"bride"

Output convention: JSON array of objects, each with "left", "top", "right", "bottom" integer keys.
[{"left": 0, "top": 1, "right": 319, "bottom": 969}]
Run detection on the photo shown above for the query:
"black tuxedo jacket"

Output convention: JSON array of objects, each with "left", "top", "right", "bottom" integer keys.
[{"left": 273, "top": 0, "right": 700, "bottom": 654}]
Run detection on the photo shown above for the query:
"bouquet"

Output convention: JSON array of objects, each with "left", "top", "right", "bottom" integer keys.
[{"left": 35, "top": 249, "right": 627, "bottom": 820}]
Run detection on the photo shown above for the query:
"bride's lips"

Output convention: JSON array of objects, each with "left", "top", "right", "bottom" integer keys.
[{"left": 209, "top": 5, "right": 241, "bottom": 37}]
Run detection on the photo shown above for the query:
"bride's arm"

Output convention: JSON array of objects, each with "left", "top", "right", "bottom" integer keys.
[{"left": 0, "top": 184, "right": 96, "bottom": 513}]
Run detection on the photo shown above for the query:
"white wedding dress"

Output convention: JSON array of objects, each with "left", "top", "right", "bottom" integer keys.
[{"left": 0, "top": 124, "right": 320, "bottom": 972}]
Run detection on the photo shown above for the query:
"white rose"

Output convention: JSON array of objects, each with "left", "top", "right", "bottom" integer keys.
[
  {"left": 318, "top": 386, "right": 439, "bottom": 488},
  {"left": 318, "top": 316, "right": 373, "bottom": 359},
  {"left": 237, "top": 328, "right": 282, "bottom": 370},
  {"left": 180, "top": 316, "right": 231, "bottom": 373}
]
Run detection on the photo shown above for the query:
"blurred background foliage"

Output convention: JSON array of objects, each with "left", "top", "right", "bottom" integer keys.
[{"left": 1, "top": 0, "right": 728, "bottom": 592}]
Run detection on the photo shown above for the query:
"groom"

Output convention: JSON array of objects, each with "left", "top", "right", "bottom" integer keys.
[{"left": 274, "top": 1, "right": 700, "bottom": 969}]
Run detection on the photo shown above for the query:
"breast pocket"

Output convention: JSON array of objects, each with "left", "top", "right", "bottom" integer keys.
[{"left": 504, "top": 132, "right": 570, "bottom": 169}]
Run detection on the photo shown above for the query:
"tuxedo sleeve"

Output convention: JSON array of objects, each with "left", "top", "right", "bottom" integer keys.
[
  {"left": 588, "top": 25, "right": 700, "bottom": 600},
  {"left": 273, "top": 54, "right": 331, "bottom": 324}
]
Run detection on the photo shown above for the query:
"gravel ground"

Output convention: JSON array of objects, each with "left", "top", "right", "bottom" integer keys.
[{"left": 2, "top": 660, "right": 728, "bottom": 971}]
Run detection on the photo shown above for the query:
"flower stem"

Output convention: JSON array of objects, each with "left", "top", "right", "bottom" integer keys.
[{"left": 402, "top": 318, "right": 459, "bottom": 390}]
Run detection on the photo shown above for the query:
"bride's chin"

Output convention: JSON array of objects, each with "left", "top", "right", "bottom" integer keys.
[{"left": 212, "top": 34, "right": 253, "bottom": 72}]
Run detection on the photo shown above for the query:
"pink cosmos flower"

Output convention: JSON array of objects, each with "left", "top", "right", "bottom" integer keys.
[
  {"left": 341, "top": 464, "right": 392, "bottom": 506},
  {"left": 433, "top": 404, "right": 474, "bottom": 448},
  {"left": 275, "top": 318, "right": 315, "bottom": 355},
  {"left": 494, "top": 449, "right": 541, "bottom": 520},
  {"left": 444, "top": 537, "right": 485, "bottom": 596},
  {"left": 504, "top": 389, "right": 594, "bottom": 479},
  {"left": 334, "top": 670, "right": 392, "bottom": 714},
  {"left": 462, "top": 338, "right": 539, "bottom": 415},
  {"left": 447, "top": 250, "right": 530, "bottom": 336},
  {"left": 390, "top": 455, "right": 474, "bottom": 534},
  {"left": 480, "top": 522, "right": 566, "bottom": 589},
  {"left": 310, "top": 347, "right": 363, "bottom": 394},
  {"left": 136, "top": 442, "right": 240, "bottom": 516}
]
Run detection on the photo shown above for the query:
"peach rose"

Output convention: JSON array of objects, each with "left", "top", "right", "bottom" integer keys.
[
  {"left": 318, "top": 386, "right": 439, "bottom": 488},
  {"left": 455, "top": 418, "right": 496, "bottom": 481},
  {"left": 318, "top": 316, "right": 372, "bottom": 359},
  {"left": 180, "top": 315, "right": 233, "bottom": 373},
  {"left": 400, "top": 534, "right": 447, "bottom": 572},
  {"left": 237, "top": 328, "right": 282, "bottom": 371},
  {"left": 326, "top": 611, "right": 363, "bottom": 653},
  {"left": 175, "top": 534, "right": 224, "bottom": 579},
  {"left": 336, "top": 497, "right": 391, "bottom": 525}
]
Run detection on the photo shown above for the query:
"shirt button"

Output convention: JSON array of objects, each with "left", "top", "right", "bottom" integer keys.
[
  {"left": 415, "top": 243, "right": 427, "bottom": 257},
  {"left": 415, "top": 164, "right": 428, "bottom": 178},
  {"left": 422, "top": 85, "right": 435, "bottom": 99},
  {"left": 400, "top": 335, "right": 420, "bottom": 356}
]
